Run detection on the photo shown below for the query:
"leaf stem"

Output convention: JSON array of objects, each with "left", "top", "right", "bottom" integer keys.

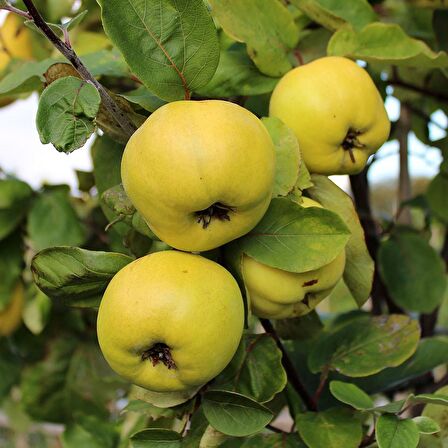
[
  {"left": 260, "top": 319, "right": 317, "bottom": 412},
  {"left": 14, "top": 0, "right": 137, "bottom": 139},
  {"left": 313, "top": 366, "right": 329, "bottom": 406}
]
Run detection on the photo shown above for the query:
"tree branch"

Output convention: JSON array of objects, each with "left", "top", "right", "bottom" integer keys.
[
  {"left": 397, "top": 103, "right": 412, "bottom": 225},
  {"left": 349, "top": 171, "right": 403, "bottom": 315},
  {"left": 390, "top": 79, "right": 448, "bottom": 104},
  {"left": 260, "top": 319, "right": 317, "bottom": 412},
  {"left": 15, "top": 0, "right": 137, "bottom": 139}
]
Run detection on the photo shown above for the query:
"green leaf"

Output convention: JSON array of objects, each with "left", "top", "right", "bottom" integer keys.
[
  {"left": 198, "top": 47, "right": 279, "bottom": 98},
  {"left": 411, "top": 393, "right": 448, "bottom": 407},
  {"left": 98, "top": 0, "right": 219, "bottom": 101},
  {"left": 31, "top": 247, "right": 133, "bottom": 308},
  {"left": 376, "top": 415, "right": 419, "bottom": 448},
  {"left": 422, "top": 385, "right": 448, "bottom": 445},
  {"left": 129, "top": 429, "right": 181, "bottom": 448},
  {"left": 308, "top": 174, "right": 374, "bottom": 307},
  {"left": 214, "top": 334, "right": 287, "bottom": 403},
  {"left": 36, "top": 76, "right": 101, "bottom": 153},
  {"left": 413, "top": 416, "right": 441, "bottom": 434},
  {"left": 221, "top": 433, "right": 306, "bottom": 447},
  {"left": 328, "top": 23, "right": 448, "bottom": 68},
  {"left": 22, "top": 286, "right": 52, "bottom": 335},
  {"left": 291, "top": 0, "right": 376, "bottom": 31},
  {"left": 202, "top": 390, "right": 273, "bottom": 437},
  {"left": 261, "top": 117, "right": 301, "bottom": 198},
  {"left": 296, "top": 408, "right": 363, "bottom": 448},
  {"left": 238, "top": 197, "right": 351, "bottom": 273},
  {"left": 354, "top": 336, "right": 448, "bottom": 394},
  {"left": 62, "top": 414, "right": 118, "bottom": 448},
  {"left": 427, "top": 173, "right": 448, "bottom": 223},
  {"left": 309, "top": 314, "right": 420, "bottom": 377},
  {"left": 434, "top": 10, "right": 448, "bottom": 52},
  {"left": 209, "top": 0, "right": 298, "bottom": 77},
  {"left": 119, "top": 86, "right": 166, "bottom": 113},
  {"left": 0, "top": 178, "right": 33, "bottom": 241},
  {"left": 275, "top": 311, "right": 323, "bottom": 340},
  {"left": 0, "top": 232, "right": 23, "bottom": 310},
  {"left": 378, "top": 231, "right": 447, "bottom": 313},
  {"left": 329, "top": 381, "right": 374, "bottom": 410},
  {"left": 27, "top": 188, "right": 86, "bottom": 251}
]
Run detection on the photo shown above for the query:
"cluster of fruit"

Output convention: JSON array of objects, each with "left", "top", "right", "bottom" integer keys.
[{"left": 97, "top": 56, "right": 390, "bottom": 401}]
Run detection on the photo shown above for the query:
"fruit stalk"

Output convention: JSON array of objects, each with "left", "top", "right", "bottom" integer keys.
[{"left": 16, "top": 0, "right": 137, "bottom": 139}]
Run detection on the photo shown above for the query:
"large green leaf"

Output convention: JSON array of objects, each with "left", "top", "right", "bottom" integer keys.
[
  {"left": 36, "top": 76, "right": 101, "bottom": 153},
  {"left": 262, "top": 117, "right": 301, "bottom": 198},
  {"left": 291, "top": 0, "right": 376, "bottom": 31},
  {"left": 308, "top": 175, "right": 374, "bottom": 307},
  {"left": 202, "top": 390, "right": 273, "bottom": 437},
  {"left": 354, "top": 336, "right": 448, "bottom": 393},
  {"left": 309, "top": 314, "right": 420, "bottom": 377},
  {"left": 221, "top": 433, "right": 305, "bottom": 447},
  {"left": 214, "top": 334, "right": 287, "bottom": 403},
  {"left": 0, "top": 178, "right": 33, "bottom": 241},
  {"left": 296, "top": 408, "right": 363, "bottom": 448},
  {"left": 197, "top": 47, "right": 279, "bottom": 98},
  {"left": 328, "top": 23, "right": 448, "bottom": 68},
  {"left": 209, "top": 0, "right": 298, "bottom": 77},
  {"left": 27, "top": 188, "right": 86, "bottom": 251},
  {"left": 31, "top": 247, "right": 133, "bottom": 308},
  {"left": 378, "top": 231, "right": 447, "bottom": 313},
  {"left": 376, "top": 415, "right": 419, "bottom": 448},
  {"left": 98, "top": 0, "right": 219, "bottom": 101},
  {"left": 237, "top": 198, "right": 351, "bottom": 273}
]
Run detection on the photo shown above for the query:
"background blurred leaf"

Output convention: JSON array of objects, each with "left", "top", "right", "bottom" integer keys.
[
  {"left": 210, "top": 0, "right": 298, "bottom": 77},
  {"left": 98, "top": 0, "right": 219, "bottom": 101},
  {"left": 426, "top": 172, "right": 448, "bottom": 223},
  {"left": 27, "top": 187, "right": 87, "bottom": 251},
  {"left": 378, "top": 231, "right": 447, "bottom": 313},
  {"left": 0, "top": 232, "right": 23, "bottom": 310},
  {"left": 129, "top": 429, "right": 181, "bottom": 448}
]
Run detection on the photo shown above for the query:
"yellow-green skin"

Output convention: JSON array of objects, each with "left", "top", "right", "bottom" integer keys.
[
  {"left": 243, "top": 197, "right": 346, "bottom": 319},
  {"left": 0, "top": 14, "right": 33, "bottom": 107},
  {"left": 269, "top": 56, "right": 390, "bottom": 175},
  {"left": 97, "top": 251, "right": 244, "bottom": 392},
  {"left": 0, "top": 283, "right": 24, "bottom": 337},
  {"left": 121, "top": 100, "right": 275, "bottom": 252}
]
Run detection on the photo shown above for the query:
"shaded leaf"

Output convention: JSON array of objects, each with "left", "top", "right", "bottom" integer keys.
[
  {"left": 31, "top": 247, "right": 133, "bottom": 308},
  {"left": 291, "top": 0, "right": 376, "bottom": 31},
  {"left": 426, "top": 173, "right": 448, "bottom": 223},
  {"left": 296, "top": 408, "right": 363, "bottom": 448},
  {"left": 308, "top": 174, "right": 374, "bottom": 307},
  {"left": 198, "top": 47, "right": 279, "bottom": 97},
  {"left": 214, "top": 334, "right": 287, "bottom": 403},
  {"left": 376, "top": 415, "right": 419, "bottom": 448},
  {"left": 0, "top": 232, "right": 23, "bottom": 310},
  {"left": 36, "top": 76, "right": 100, "bottom": 153},
  {"left": 328, "top": 23, "right": 448, "bottom": 68},
  {"left": 119, "top": 86, "right": 166, "bottom": 113},
  {"left": 27, "top": 188, "right": 86, "bottom": 251},
  {"left": 238, "top": 198, "right": 350, "bottom": 273},
  {"left": 129, "top": 429, "right": 181, "bottom": 448},
  {"left": 413, "top": 416, "right": 441, "bottom": 434},
  {"left": 203, "top": 390, "right": 273, "bottom": 437},
  {"left": 275, "top": 311, "right": 323, "bottom": 341},
  {"left": 309, "top": 314, "right": 420, "bottom": 377},
  {"left": 421, "top": 385, "right": 448, "bottom": 446},
  {"left": 98, "top": 0, "right": 219, "bottom": 101},
  {"left": 221, "top": 432, "right": 305, "bottom": 447},
  {"left": 378, "top": 231, "right": 447, "bottom": 313}
]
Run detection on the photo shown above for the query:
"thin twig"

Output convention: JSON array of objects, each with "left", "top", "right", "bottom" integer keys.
[
  {"left": 313, "top": 366, "right": 329, "bottom": 406},
  {"left": 260, "top": 319, "right": 317, "bottom": 411},
  {"left": 2, "top": 3, "right": 31, "bottom": 19},
  {"left": 397, "top": 103, "right": 412, "bottom": 225},
  {"left": 13, "top": 0, "right": 137, "bottom": 139},
  {"left": 390, "top": 79, "right": 448, "bottom": 104}
]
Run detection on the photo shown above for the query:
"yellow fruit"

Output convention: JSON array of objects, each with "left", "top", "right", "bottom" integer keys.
[
  {"left": 121, "top": 100, "right": 275, "bottom": 252},
  {"left": 269, "top": 56, "right": 390, "bottom": 175},
  {"left": 242, "top": 197, "right": 346, "bottom": 319},
  {"left": 97, "top": 251, "right": 244, "bottom": 392},
  {"left": 0, "top": 282, "right": 24, "bottom": 336}
]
